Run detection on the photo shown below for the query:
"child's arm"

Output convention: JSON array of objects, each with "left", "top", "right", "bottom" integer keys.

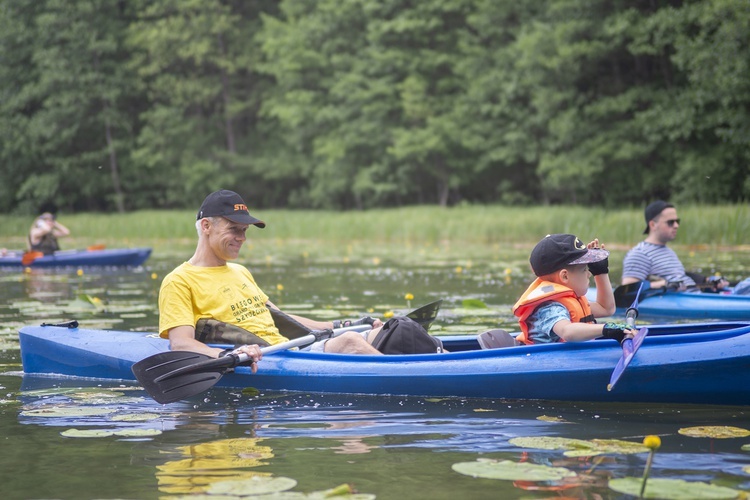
[
  {"left": 551, "top": 319, "right": 634, "bottom": 343},
  {"left": 589, "top": 274, "right": 616, "bottom": 317},
  {"left": 585, "top": 239, "right": 616, "bottom": 317}
]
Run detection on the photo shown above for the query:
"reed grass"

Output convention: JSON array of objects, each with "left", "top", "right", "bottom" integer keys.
[{"left": 1, "top": 204, "right": 747, "bottom": 253}]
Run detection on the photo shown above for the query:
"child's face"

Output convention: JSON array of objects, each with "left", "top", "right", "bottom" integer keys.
[{"left": 563, "top": 264, "right": 591, "bottom": 297}]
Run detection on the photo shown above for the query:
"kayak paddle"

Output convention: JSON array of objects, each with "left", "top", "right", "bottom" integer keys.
[
  {"left": 21, "top": 251, "right": 44, "bottom": 266},
  {"left": 405, "top": 299, "right": 442, "bottom": 330},
  {"left": 612, "top": 281, "right": 666, "bottom": 308},
  {"left": 133, "top": 300, "right": 442, "bottom": 404},
  {"left": 132, "top": 329, "right": 336, "bottom": 404},
  {"left": 608, "top": 283, "right": 648, "bottom": 391}
]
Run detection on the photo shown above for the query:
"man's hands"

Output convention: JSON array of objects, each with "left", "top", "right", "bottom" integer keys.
[
  {"left": 333, "top": 316, "right": 383, "bottom": 329},
  {"left": 218, "top": 344, "right": 263, "bottom": 373}
]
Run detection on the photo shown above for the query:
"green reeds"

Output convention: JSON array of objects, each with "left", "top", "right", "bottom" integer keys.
[{"left": 1, "top": 204, "right": 747, "bottom": 251}]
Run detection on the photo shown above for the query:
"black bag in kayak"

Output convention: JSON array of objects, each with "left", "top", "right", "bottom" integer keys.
[{"left": 371, "top": 316, "right": 443, "bottom": 355}]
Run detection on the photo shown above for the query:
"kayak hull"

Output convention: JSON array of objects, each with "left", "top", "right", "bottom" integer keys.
[
  {"left": 587, "top": 287, "right": 750, "bottom": 320},
  {"left": 18, "top": 322, "right": 750, "bottom": 405},
  {"left": 0, "top": 247, "right": 151, "bottom": 268}
]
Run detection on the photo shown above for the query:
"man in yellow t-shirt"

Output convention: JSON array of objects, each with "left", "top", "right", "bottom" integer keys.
[{"left": 158, "top": 190, "right": 382, "bottom": 371}]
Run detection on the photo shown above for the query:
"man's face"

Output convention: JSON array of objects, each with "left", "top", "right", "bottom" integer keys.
[
  {"left": 208, "top": 217, "right": 249, "bottom": 261},
  {"left": 651, "top": 207, "right": 680, "bottom": 243}
]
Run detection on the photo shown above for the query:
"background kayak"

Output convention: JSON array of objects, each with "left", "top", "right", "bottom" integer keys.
[
  {"left": 18, "top": 321, "right": 750, "bottom": 406},
  {"left": 0, "top": 247, "right": 151, "bottom": 268},
  {"left": 586, "top": 286, "right": 750, "bottom": 320}
]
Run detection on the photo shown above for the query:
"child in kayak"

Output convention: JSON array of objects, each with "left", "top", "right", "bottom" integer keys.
[{"left": 512, "top": 233, "right": 635, "bottom": 345}]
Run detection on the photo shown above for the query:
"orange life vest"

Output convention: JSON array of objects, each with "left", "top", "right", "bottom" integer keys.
[{"left": 512, "top": 278, "right": 595, "bottom": 345}]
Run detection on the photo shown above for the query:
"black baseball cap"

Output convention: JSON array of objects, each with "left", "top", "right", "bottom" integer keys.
[
  {"left": 643, "top": 200, "right": 673, "bottom": 234},
  {"left": 196, "top": 190, "right": 265, "bottom": 228},
  {"left": 529, "top": 234, "right": 609, "bottom": 277}
]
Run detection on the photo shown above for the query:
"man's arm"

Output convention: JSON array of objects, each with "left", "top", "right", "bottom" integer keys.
[{"left": 167, "top": 324, "right": 263, "bottom": 372}]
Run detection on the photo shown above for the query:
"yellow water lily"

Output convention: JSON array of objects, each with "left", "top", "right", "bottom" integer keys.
[
  {"left": 77, "top": 268, "right": 84, "bottom": 277},
  {"left": 404, "top": 293, "right": 414, "bottom": 301},
  {"left": 643, "top": 435, "right": 661, "bottom": 450},
  {"left": 640, "top": 435, "right": 661, "bottom": 498},
  {"left": 151, "top": 272, "right": 158, "bottom": 280}
]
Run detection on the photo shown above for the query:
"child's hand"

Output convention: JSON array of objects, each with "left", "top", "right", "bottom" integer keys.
[
  {"left": 586, "top": 239, "right": 609, "bottom": 276},
  {"left": 601, "top": 323, "right": 635, "bottom": 344}
]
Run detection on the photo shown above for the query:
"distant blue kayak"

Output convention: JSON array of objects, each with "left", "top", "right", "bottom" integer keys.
[
  {"left": 586, "top": 286, "right": 750, "bottom": 321},
  {"left": 18, "top": 321, "right": 750, "bottom": 405},
  {"left": 0, "top": 247, "right": 151, "bottom": 268}
]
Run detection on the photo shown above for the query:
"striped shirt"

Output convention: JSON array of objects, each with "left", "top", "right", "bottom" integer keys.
[{"left": 622, "top": 242, "right": 695, "bottom": 287}]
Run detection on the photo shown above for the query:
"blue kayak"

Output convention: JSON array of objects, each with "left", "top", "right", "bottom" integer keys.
[
  {"left": 18, "top": 321, "right": 750, "bottom": 405},
  {"left": 586, "top": 286, "right": 750, "bottom": 321},
  {"left": 0, "top": 247, "right": 151, "bottom": 268}
]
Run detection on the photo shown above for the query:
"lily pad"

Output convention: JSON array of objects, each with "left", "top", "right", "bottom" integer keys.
[
  {"left": 111, "top": 413, "right": 160, "bottom": 422},
  {"left": 509, "top": 436, "right": 648, "bottom": 457},
  {"left": 536, "top": 415, "right": 570, "bottom": 423},
  {"left": 113, "top": 428, "right": 162, "bottom": 437},
  {"left": 207, "top": 476, "right": 298, "bottom": 496},
  {"left": 452, "top": 458, "right": 576, "bottom": 481},
  {"left": 21, "top": 406, "right": 116, "bottom": 418},
  {"left": 61, "top": 428, "right": 115, "bottom": 438},
  {"left": 509, "top": 436, "right": 596, "bottom": 452},
  {"left": 565, "top": 439, "right": 649, "bottom": 457},
  {"left": 678, "top": 426, "right": 750, "bottom": 438},
  {"left": 609, "top": 477, "right": 741, "bottom": 499},
  {"left": 461, "top": 298, "right": 488, "bottom": 309}
]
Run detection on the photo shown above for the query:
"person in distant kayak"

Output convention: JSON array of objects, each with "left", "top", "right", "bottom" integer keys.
[
  {"left": 512, "top": 233, "right": 635, "bottom": 345},
  {"left": 158, "top": 189, "right": 383, "bottom": 371},
  {"left": 621, "top": 201, "right": 734, "bottom": 292},
  {"left": 28, "top": 212, "right": 70, "bottom": 255}
]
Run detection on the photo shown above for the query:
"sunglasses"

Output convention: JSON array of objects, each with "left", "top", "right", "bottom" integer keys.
[{"left": 665, "top": 219, "right": 680, "bottom": 227}]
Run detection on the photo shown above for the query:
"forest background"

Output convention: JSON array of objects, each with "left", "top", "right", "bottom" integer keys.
[{"left": 1, "top": 0, "right": 748, "bottom": 215}]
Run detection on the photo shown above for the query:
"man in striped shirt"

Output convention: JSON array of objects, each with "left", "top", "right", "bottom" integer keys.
[
  {"left": 622, "top": 200, "right": 693, "bottom": 290},
  {"left": 622, "top": 200, "right": 727, "bottom": 291}
]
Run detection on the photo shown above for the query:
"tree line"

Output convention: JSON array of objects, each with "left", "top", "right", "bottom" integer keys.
[{"left": 1, "top": 0, "right": 748, "bottom": 214}]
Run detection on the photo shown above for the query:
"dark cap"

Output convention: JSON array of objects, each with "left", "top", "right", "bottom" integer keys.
[
  {"left": 643, "top": 200, "right": 673, "bottom": 234},
  {"left": 529, "top": 234, "right": 609, "bottom": 277},
  {"left": 196, "top": 190, "right": 265, "bottom": 228}
]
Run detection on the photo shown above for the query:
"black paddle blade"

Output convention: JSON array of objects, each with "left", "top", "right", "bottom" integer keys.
[
  {"left": 406, "top": 299, "right": 442, "bottom": 330},
  {"left": 132, "top": 351, "right": 232, "bottom": 404}
]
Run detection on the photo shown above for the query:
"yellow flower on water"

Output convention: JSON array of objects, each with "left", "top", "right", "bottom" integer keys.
[
  {"left": 504, "top": 267, "right": 512, "bottom": 276},
  {"left": 151, "top": 273, "right": 158, "bottom": 280},
  {"left": 384, "top": 311, "right": 394, "bottom": 318},
  {"left": 77, "top": 269, "right": 84, "bottom": 277},
  {"left": 455, "top": 266, "right": 463, "bottom": 274},
  {"left": 24, "top": 267, "right": 31, "bottom": 274},
  {"left": 643, "top": 435, "right": 661, "bottom": 450},
  {"left": 404, "top": 293, "right": 414, "bottom": 301},
  {"left": 343, "top": 256, "right": 350, "bottom": 264},
  {"left": 367, "top": 308, "right": 374, "bottom": 313},
  {"left": 277, "top": 284, "right": 284, "bottom": 291},
  {"left": 372, "top": 257, "right": 381, "bottom": 265}
]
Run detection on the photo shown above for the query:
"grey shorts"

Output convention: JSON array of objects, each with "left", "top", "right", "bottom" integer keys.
[{"left": 304, "top": 330, "right": 369, "bottom": 353}]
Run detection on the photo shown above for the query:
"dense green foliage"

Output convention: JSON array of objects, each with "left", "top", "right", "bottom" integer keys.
[{"left": 1, "top": 0, "right": 748, "bottom": 213}]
